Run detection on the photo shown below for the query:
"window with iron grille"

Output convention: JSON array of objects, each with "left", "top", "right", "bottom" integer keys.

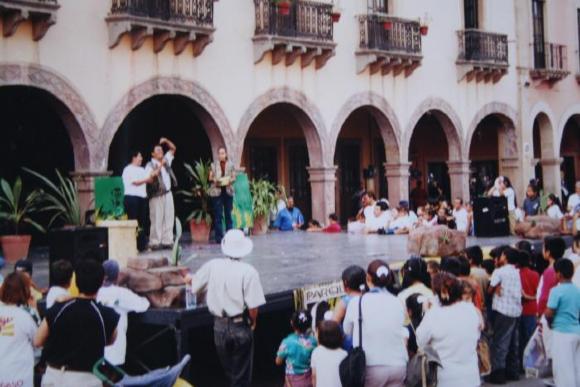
[
  {"left": 368, "top": 0, "right": 388, "bottom": 13},
  {"left": 464, "top": 0, "right": 478, "bottom": 29},
  {"left": 532, "top": 0, "right": 546, "bottom": 68}
]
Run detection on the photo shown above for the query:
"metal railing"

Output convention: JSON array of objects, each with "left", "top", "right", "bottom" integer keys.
[
  {"left": 254, "top": 0, "right": 333, "bottom": 41},
  {"left": 533, "top": 42, "right": 568, "bottom": 71},
  {"left": 1, "top": 0, "right": 58, "bottom": 4},
  {"left": 358, "top": 14, "right": 421, "bottom": 55},
  {"left": 110, "top": 0, "right": 213, "bottom": 25},
  {"left": 457, "top": 29, "right": 508, "bottom": 65}
]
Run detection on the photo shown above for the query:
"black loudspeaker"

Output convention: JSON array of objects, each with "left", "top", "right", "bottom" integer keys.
[
  {"left": 473, "top": 197, "right": 510, "bottom": 237},
  {"left": 48, "top": 227, "right": 108, "bottom": 277}
]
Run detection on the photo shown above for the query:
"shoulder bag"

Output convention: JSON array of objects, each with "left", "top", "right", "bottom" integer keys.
[{"left": 339, "top": 294, "right": 366, "bottom": 387}]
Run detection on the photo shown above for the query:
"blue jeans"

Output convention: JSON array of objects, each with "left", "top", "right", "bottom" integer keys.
[
  {"left": 519, "top": 315, "right": 537, "bottom": 369},
  {"left": 212, "top": 189, "right": 233, "bottom": 243}
]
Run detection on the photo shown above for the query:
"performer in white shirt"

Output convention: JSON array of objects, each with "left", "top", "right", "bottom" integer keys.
[
  {"left": 122, "top": 151, "right": 151, "bottom": 251},
  {"left": 452, "top": 198, "right": 469, "bottom": 233}
]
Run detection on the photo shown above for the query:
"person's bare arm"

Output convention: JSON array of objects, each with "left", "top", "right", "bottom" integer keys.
[
  {"left": 107, "top": 328, "right": 118, "bottom": 346},
  {"left": 34, "top": 319, "right": 49, "bottom": 348},
  {"left": 248, "top": 308, "right": 259, "bottom": 330},
  {"left": 160, "top": 137, "right": 176, "bottom": 154},
  {"left": 275, "top": 356, "right": 284, "bottom": 366},
  {"left": 333, "top": 299, "right": 346, "bottom": 323},
  {"left": 312, "top": 369, "right": 317, "bottom": 387},
  {"left": 544, "top": 308, "right": 555, "bottom": 328}
]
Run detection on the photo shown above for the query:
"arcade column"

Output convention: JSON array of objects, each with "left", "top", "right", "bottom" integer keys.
[
  {"left": 448, "top": 161, "right": 471, "bottom": 202},
  {"left": 71, "top": 171, "right": 112, "bottom": 224},
  {"left": 539, "top": 158, "right": 562, "bottom": 198},
  {"left": 307, "top": 166, "right": 337, "bottom": 223},
  {"left": 385, "top": 162, "right": 411, "bottom": 207}
]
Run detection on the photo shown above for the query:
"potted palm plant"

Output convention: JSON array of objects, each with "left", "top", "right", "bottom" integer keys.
[
  {"left": 180, "top": 160, "right": 212, "bottom": 243},
  {"left": 250, "top": 179, "right": 276, "bottom": 235},
  {"left": 0, "top": 177, "right": 44, "bottom": 262}
]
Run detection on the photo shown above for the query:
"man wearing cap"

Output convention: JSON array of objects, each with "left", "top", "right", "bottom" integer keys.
[
  {"left": 97, "top": 260, "right": 150, "bottom": 367},
  {"left": 184, "top": 230, "right": 266, "bottom": 387}
]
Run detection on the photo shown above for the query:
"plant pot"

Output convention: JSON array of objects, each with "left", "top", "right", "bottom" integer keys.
[
  {"left": 190, "top": 219, "right": 211, "bottom": 243},
  {"left": 420, "top": 25, "right": 428, "bottom": 36},
  {"left": 383, "top": 21, "right": 393, "bottom": 30},
  {"left": 0, "top": 235, "right": 32, "bottom": 263},
  {"left": 277, "top": 1, "right": 290, "bottom": 16},
  {"left": 252, "top": 215, "right": 269, "bottom": 235},
  {"left": 331, "top": 12, "right": 341, "bottom": 23}
]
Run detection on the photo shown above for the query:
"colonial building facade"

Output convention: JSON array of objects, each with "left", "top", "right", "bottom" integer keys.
[{"left": 0, "top": 0, "right": 579, "bottom": 223}]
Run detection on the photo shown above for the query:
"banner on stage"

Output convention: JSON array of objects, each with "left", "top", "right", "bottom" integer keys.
[{"left": 293, "top": 280, "right": 345, "bottom": 311}]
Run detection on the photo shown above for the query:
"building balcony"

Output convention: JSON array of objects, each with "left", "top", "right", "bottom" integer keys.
[
  {"left": 356, "top": 14, "right": 422, "bottom": 76},
  {"left": 456, "top": 29, "right": 508, "bottom": 83},
  {"left": 253, "top": 0, "right": 336, "bottom": 69},
  {"left": 530, "top": 43, "right": 570, "bottom": 83},
  {"left": 0, "top": 0, "right": 59, "bottom": 41},
  {"left": 106, "top": 0, "right": 215, "bottom": 56}
]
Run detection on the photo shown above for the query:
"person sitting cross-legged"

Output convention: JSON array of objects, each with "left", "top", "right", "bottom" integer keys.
[{"left": 273, "top": 196, "right": 305, "bottom": 231}]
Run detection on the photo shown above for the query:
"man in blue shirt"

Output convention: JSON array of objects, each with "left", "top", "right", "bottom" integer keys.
[
  {"left": 273, "top": 196, "right": 304, "bottom": 231},
  {"left": 545, "top": 258, "right": 580, "bottom": 387}
]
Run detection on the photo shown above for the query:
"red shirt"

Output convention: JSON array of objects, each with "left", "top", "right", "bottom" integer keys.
[
  {"left": 323, "top": 223, "right": 341, "bottom": 233},
  {"left": 538, "top": 267, "right": 556, "bottom": 316},
  {"left": 519, "top": 267, "right": 540, "bottom": 316}
]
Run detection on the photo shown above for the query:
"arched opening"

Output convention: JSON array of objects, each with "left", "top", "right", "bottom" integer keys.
[
  {"left": 241, "top": 103, "right": 322, "bottom": 221},
  {"left": 531, "top": 113, "right": 558, "bottom": 197},
  {"left": 0, "top": 86, "right": 77, "bottom": 237},
  {"left": 408, "top": 113, "right": 456, "bottom": 205},
  {"left": 107, "top": 95, "right": 215, "bottom": 222},
  {"left": 333, "top": 107, "right": 388, "bottom": 224},
  {"left": 468, "top": 114, "right": 518, "bottom": 198},
  {"left": 560, "top": 115, "right": 580, "bottom": 203}
]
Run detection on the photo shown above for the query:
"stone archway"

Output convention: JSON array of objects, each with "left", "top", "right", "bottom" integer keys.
[
  {"left": 558, "top": 112, "right": 580, "bottom": 197},
  {"left": 0, "top": 63, "right": 95, "bottom": 170},
  {"left": 101, "top": 76, "right": 235, "bottom": 172}
]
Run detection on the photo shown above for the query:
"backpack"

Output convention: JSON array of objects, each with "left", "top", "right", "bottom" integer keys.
[
  {"left": 405, "top": 323, "right": 441, "bottom": 387},
  {"left": 339, "top": 294, "right": 366, "bottom": 387}
]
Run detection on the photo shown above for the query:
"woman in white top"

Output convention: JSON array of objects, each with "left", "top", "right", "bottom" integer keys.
[
  {"left": 488, "top": 176, "right": 516, "bottom": 234},
  {"left": 416, "top": 272, "right": 482, "bottom": 387},
  {"left": 0, "top": 272, "right": 38, "bottom": 387},
  {"left": 397, "top": 258, "right": 433, "bottom": 325},
  {"left": 546, "top": 193, "right": 564, "bottom": 220},
  {"left": 343, "top": 260, "right": 408, "bottom": 387}
]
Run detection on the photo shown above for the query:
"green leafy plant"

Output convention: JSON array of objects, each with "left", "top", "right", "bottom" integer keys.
[
  {"left": 250, "top": 179, "right": 277, "bottom": 219},
  {"left": 24, "top": 168, "right": 82, "bottom": 227},
  {"left": 179, "top": 160, "right": 212, "bottom": 225},
  {"left": 0, "top": 177, "right": 45, "bottom": 235}
]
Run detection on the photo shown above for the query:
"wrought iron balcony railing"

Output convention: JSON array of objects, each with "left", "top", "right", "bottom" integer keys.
[
  {"left": 254, "top": 0, "right": 333, "bottom": 42},
  {"left": 107, "top": 0, "right": 215, "bottom": 55},
  {"left": 0, "top": 0, "right": 59, "bottom": 40},
  {"left": 530, "top": 42, "right": 569, "bottom": 82},
  {"left": 358, "top": 14, "right": 421, "bottom": 55},
  {"left": 457, "top": 29, "right": 508, "bottom": 65}
]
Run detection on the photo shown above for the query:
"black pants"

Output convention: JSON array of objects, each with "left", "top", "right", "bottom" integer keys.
[
  {"left": 212, "top": 189, "right": 233, "bottom": 243},
  {"left": 214, "top": 317, "right": 253, "bottom": 387},
  {"left": 124, "top": 195, "right": 147, "bottom": 251},
  {"left": 491, "top": 312, "right": 520, "bottom": 375}
]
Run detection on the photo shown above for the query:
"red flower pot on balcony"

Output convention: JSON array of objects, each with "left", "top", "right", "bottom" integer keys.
[
  {"left": 331, "top": 12, "right": 341, "bottom": 23},
  {"left": 383, "top": 21, "right": 393, "bottom": 30},
  {"left": 277, "top": 1, "right": 291, "bottom": 16},
  {"left": 420, "top": 25, "right": 429, "bottom": 36}
]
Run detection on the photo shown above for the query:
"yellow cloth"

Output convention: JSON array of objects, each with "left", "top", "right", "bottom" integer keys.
[{"left": 68, "top": 272, "right": 79, "bottom": 297}]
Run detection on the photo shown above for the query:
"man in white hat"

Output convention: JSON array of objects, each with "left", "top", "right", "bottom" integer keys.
[{"left": 184, "top": 229, "right": 265, "bottom": 387}]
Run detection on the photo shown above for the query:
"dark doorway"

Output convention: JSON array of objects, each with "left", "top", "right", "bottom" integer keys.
[
  {"left": 287, "top": 142, "right": 311, "bottom": 221},
  {"left": 248, "top": 143, "right": 278, "bottom": 183},
  {"left": 470, "top": 160, "right": 499, "bottom": 198},
  {"left": 336, "top": 140, "right": 361, "bottom": 224},
  {"left": 374, "top": 141, "right": 388, "bottom": 200},
  {"left": 427, "top": 162, "right": 451, "bottom": 202},
  {"left": 562, "top": 156, "right": 576, "bottom": 198}
]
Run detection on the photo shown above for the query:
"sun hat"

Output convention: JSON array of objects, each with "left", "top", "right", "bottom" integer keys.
[
  {"left": 102, "top": 260, "right": 120, "bottom": 285},
  {"left": 221, "top": 229, "right": 253, "bottom": 259}
]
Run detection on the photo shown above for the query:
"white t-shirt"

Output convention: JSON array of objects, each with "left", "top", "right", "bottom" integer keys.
[
  {"left": 46, "top": 286, "right": 69, "bottom": 308},
  {"left": 343, "top": 290, "right": 408, "bottom": 367},
  {"left": 416, "top": 302, "right": 481, "bottom": 387},
  {"left": 547, "top": 205, "right": 564, "bottom": 220},
  {"left": 311, "top": 346, "right": 347, "bottom": 387},
  {"left": 363, "top": 204, "right": 375, "bottom": 221},
  {"left": 191, "top": 258, "right": 266, "bottom": 318},
  {"left": 453, "top": 207, "right": 469, "bottom": 232},
  {"left": 366, "top": 211, "right": 390, "bottom": 232},
  {"left": 0, "top": 304, "right": 37, "bottom": 387},
  {"left": 567, "top": 193, "right": 580, "bottom": 213},
  {"left": 492, "top": 187, "right": 516, "bottom": 211},
  {"left": 145, "top": 152, "right": 174, "bottom": 192},
  {"left": 390, "top": 215, "right": 413, "bottom": 231},
  {"left": 122, "top": 164, "right": 148, "bottom": 198},
  {"left": 97, "top": 285, "right": 150, "bottom": 365}
]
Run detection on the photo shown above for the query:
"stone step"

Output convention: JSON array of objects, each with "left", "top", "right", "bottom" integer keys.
[
  {"left": 147, "top": 266, "right": 189, "bottom": 287},
  {"left": 127, "top": 256, "right": 169, "bottom": 271},
  {"left": 124, "top": 268, "right": 163, "bottom": 293}
]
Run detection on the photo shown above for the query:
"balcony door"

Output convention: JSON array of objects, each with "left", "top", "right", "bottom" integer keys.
[
  {"left": 368, "top": 0, "right": 388, "bottom": 13},
  {"left": 532, "top": 0, "right": 546, "bottom": 68},
  {"left": 464, "top": 0, "right": 479, "bottom": 29}
]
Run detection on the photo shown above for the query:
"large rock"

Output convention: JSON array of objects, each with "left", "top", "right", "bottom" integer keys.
[
  {"left": 145, "top": 286, "right": 185, "bottom": 308},
  {"left": 127, "top": 256, "right": 169, "bottom": 271},
  {"left": 124, "top": 268, "right": 163, "bottom": 293},
  {"left": 408, "top": 225, "right": 467, "bottom": 257},
  {"left": 515, "top": 215, "right": 561, "bottom": 239},
  {"left": 148, "top": 266, "right": 189, "bottom": 287}
]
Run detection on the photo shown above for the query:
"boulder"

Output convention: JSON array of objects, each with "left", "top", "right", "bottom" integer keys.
[
  {"left": 127, "top": 256, "right": 169, "bottom": 271},
  {"left": 125, "top": 268, "right": 163, "bottom": 293},
  {"left": 514, "top": 216, "right": 561, "bottom": 239},
  {"left": 408, "top": 225, "right": 467, "bottom": 257},
  {"left": 145, "top": 286, "right": 185, "bottom": 308},
  {"left": 148, "top": 266, "right": 189, "bottom": 287}
]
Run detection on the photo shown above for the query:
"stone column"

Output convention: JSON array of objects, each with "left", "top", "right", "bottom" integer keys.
[
  {"left": 70, "top": 170, "right": 112, "bottom": 224},
  {"left": 540, "top": 158, "right": 562, "bottom": 197},
  {"left": 384, "top": 162, "right": 411, "bottom": 206},
  {"left": 307, "top": 166, "right": 337, "bottom": 223},
  {"left": 448, "top": 161, "right": 471, "bottom": 202}
]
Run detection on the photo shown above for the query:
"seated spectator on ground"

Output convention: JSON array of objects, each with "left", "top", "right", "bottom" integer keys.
[
  {"left": 452, "top": 198, "right": 469, "bottom": 233},
  {"left": 35, "top": 259, "right": 120, "bottom": 387},
  {"left": 387, "top": 206, "right": 414, "bottom": 235},
  {"left": 398, "top": 258, "right": 433, "bottom": 323},
  {"left": 566, "top": 181, "right": 580, "bottom": 214},
  {"left": 14, "top": 259, "right": 43, "bottom": 302},
  {"left": 46, "top": 260, "right": 73, "bottom": 308},
  {"left": 355, "top": 191, "right": 376, "bottom": 221},
  {"left": 417, "top": 273, "right": 483, "bottom": 387},
  {"left": 0, "top": 272, "right": 39, "bottom": 387},
  {"left": 546, "top": 193, "right": 564, "bottom": 220},
  {"left": 421, "top": 208, "right": 438, "bottom": 228},
  {"left": 523, "top": 183, "right": 541, "bottom": 218},
  {"left": 311, "top": 320, "right": 347, "bottom": 387},
  {"left": 436, "top": 206, "right": 456, "bottom": 229},
  {"left": 97, "top": 260, "right": 150, "bottom": 366},
  {"left": 365, "top": 201, "right": 391, "bottom": 234},
  {"left": 307, "top": 214, "right": 342, "bottom": 233},
  {"left": 399, "top": 200, "right": 418, "bottom": 225},
  {"left": 544, "top": 258, "right": 580, "bottom": 387},
  {"left": 273, "top": 196, "right": 305, "bottom": 231},
  {"left": 275, "top": 310, "right": 317, "bottom": 386}
]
